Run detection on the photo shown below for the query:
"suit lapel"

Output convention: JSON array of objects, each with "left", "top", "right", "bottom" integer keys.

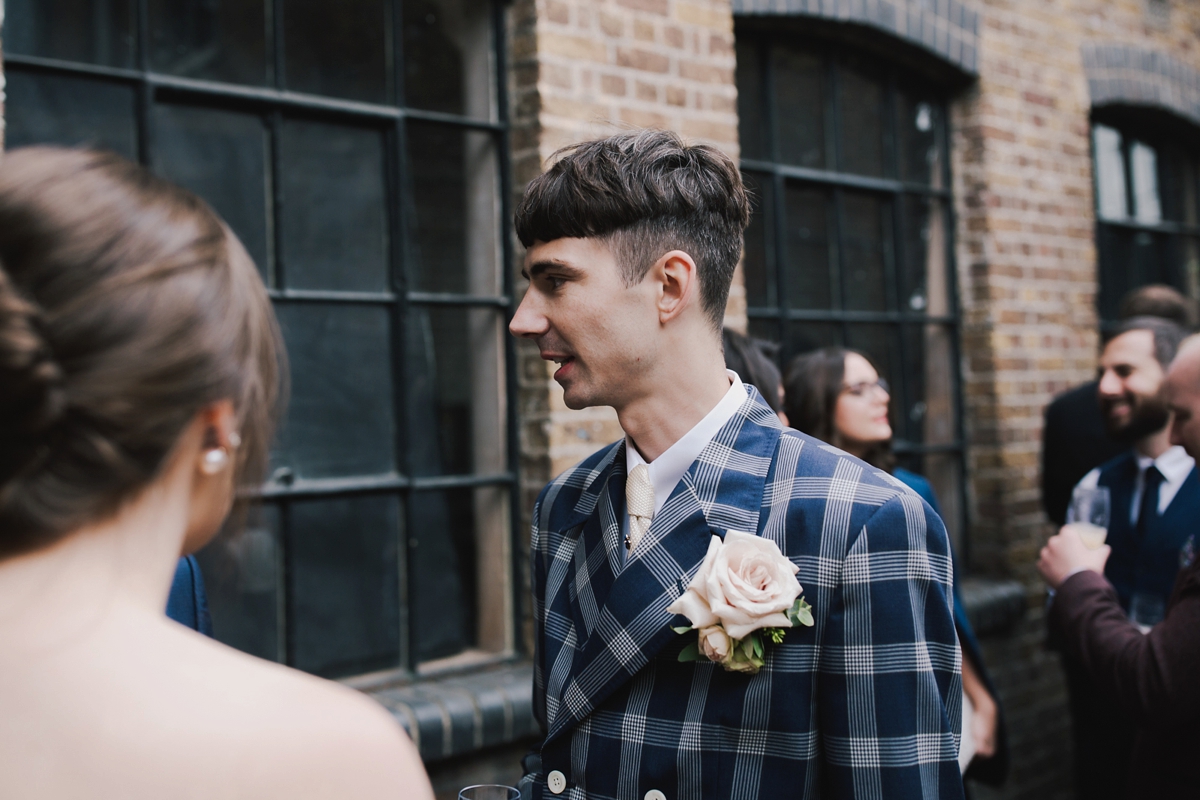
[{"left": 546, "top": 389, "right": 783, "bottom": 744}]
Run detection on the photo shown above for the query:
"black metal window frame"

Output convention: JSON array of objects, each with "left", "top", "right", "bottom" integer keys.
[
  {"left": 1090, "top": 109, "right": 1200, "bottom": 330},
  {"left": 3, "top": 0, "right": 523, "bottom": 678},
  {"left": 735, "top": 30, "right": 969, "bottom": 550}
]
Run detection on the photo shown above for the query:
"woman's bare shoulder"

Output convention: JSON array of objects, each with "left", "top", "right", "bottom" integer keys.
[{"left": 148, "top": 625, "right": 436, "bottom": 800}]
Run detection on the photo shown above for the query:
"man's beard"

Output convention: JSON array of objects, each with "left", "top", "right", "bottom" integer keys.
[{"left": 1102, "top": 394, "right": 1171, "bottom": 444}]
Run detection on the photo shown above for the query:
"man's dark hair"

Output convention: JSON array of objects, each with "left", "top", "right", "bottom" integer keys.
[
  {"left": 722, "top": 328, "right": 782, "bottom": 413},
  {"left": 1119, "top": 284, "right": 1198, "bottom": 329},
  {"left": 1105, "top": 316, "right": 1188, "bottom": 367},
  {"left": 515, "top": 129, "right": 751, "bottom": 330}
]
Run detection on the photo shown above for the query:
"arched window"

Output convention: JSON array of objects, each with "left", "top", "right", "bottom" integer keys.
[
  {"left": 735, "top": 28, "right": 965, "bottom": 546},
  {"left": 3, "top": 0, "right": 518, "bottom": 679},
  {"left": 1091, "top": 109, "right": 1200, "bottom": 325}
]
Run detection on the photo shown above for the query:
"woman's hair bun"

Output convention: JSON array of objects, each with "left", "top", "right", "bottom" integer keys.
[{"left": 0, "top": 263, "right": 66, "bottom": 484}]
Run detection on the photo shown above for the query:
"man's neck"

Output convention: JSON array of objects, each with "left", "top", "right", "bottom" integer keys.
[
  {"left": 617, "top": 354, "right": 732, "bottom": 463},
  {"left": 1135, "top": 426, "right": 1173, "bottom": 460}
]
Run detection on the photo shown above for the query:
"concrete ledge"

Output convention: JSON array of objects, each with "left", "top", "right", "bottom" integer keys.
[
  {"left": 1083, "top": 42, "right": 1200, "bottom": 129},
  {"left": 960, "top": 577, "right": 1027, "bottom": 637},
  {"left": 366, "top": 661, "right": 537, "bottom": 763},
  {"left": 732, "top": 0, "right": 980, "bottom": 75}
]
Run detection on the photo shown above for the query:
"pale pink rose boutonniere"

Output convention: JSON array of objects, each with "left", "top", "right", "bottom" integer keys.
[{"left": 666, "top": 530, "right": 813, "bottom": 674}]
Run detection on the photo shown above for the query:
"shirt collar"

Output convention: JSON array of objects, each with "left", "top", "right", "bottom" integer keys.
[
  {"left": 625, "top": 370, "right": 748, "bottom": 515},
  {"left": 1135, "top": 445, "right": 1194, "bottom": 484}
]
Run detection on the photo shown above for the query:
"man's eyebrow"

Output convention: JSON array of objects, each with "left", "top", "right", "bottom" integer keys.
[{"left": 522, "top": 260, "right": 583, "bottom": 280}]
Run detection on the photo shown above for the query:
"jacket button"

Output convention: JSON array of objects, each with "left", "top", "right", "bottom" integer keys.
[
  {"left": 645, "top": 792, "right": 667, "bottom": 800},
  {"left": 547, "top": 770, "right": 567, "bottom": 795}
]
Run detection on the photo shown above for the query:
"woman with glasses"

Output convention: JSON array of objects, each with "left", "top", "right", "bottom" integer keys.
[{"left": 782, "top": 346, "right": 1008, "bottom": 793}]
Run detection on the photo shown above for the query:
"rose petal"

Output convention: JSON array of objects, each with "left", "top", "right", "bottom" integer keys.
[{"left": 723, "top": 611, "right": 793, "bottom": 640}]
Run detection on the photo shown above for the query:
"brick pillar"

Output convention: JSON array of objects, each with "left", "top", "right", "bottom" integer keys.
[
  {"left": 951, "top": 2, "right": 1098, "bottom": 797},
  {"left": 508, "top": 0, "right": 741, "bottom": 652}
]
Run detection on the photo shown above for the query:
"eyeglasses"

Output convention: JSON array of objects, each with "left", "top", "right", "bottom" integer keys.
[{"left": 841, "top": 378, "right": 890, "bottom": 397}]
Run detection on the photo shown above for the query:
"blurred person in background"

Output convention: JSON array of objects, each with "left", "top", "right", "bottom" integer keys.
[
  {"left": 1042, "top": 285, "right": 1198, "bottom": 525},
  {"left": 0, "top": 148, "right": 432, "bottom": 800},
  {"left": 1038, "top": 333, "right": 1200, "bottom": 800},
  {"left": 783, "top": 347, "right": 1008, "bottom": 792},
  {"left": 1052, "top": 315, "right": 1196, "bottom": 800},
  {"left": 722, "top": 327, "right": 787, "bottom": 425}
]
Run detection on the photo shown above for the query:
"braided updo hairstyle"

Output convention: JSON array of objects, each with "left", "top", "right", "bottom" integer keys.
[{"left": 0, "top": 147, "right": 282, "bottom": 558}]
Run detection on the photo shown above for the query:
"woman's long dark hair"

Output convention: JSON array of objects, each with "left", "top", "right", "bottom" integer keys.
[{"left": 782, "top": 346, "right": 894, "bottom": 471}]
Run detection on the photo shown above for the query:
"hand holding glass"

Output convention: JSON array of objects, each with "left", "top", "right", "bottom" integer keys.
[{"left": 1067, "top": 485, "right": 1111, "bottom": 549}]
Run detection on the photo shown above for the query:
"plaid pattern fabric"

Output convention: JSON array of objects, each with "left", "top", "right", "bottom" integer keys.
[{"left": 525, "top": 389, "right": 963, "bottom": 800}]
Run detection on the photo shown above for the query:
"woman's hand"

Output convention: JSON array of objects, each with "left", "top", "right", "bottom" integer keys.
[{"left": 962, "top": 652, "right": 997, "bottom": 759}]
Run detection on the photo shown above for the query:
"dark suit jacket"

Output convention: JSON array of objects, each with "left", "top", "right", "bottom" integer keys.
[
  {"left": 167, "top": 555, "right": 213, "bottom": 636},
  {"left": 1050, "top": 556, "right": 1200, "bottom": 799},
  {"left": 1041, "top": 381, "right": 1124, "bottom": 525}
]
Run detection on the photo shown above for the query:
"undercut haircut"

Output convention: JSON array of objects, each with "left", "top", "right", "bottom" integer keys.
[
  {"left": 514, "top": 129, "right": 751, "bottom": 330},
  {"left": 1106, "top": 316, "right": 1188, "bottom": 367}
]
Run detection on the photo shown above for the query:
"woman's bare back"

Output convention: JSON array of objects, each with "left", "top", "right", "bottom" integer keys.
[{"left": 0, "top": 608, "right": 432, "bottom": 800}]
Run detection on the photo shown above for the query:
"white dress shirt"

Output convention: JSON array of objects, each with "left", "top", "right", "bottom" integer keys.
[
  {"left": 620, "top": 370, "right": 749, "bottom": 563},
  {"left": 1073, "top": 445, "right": 1195, "bottom": 524}
]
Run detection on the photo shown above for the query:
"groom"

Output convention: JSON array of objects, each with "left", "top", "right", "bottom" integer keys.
[{"left": 512, "top": 130, "right": 963, "bottom": 800}]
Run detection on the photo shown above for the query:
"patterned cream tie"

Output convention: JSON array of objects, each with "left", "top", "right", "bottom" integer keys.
[{"left": 626, "top": 463, "right": 655, "bottom": 553}]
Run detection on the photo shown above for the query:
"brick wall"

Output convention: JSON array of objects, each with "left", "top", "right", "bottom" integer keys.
[
  {"left": 508, "top": 0, "right": 741, "bottom": 653},
  {"left": 954, "top": 1, "right": 1200, "bottom": 798}
]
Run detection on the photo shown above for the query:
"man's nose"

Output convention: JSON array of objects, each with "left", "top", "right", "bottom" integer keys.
[
  {"left": 1097, "top": 369, "right": 1123, "bottom": 397},
  {"left": 509, "top": 290, "right": 549, "bottom": 339}
]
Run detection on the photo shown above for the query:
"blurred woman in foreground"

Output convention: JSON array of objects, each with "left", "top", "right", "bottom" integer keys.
[
  {"left": 0, "top": 148, "right": 432, "bottom": 799},
  {"left": 783, "top": 346, "right": 1008, "bottom": 790}
]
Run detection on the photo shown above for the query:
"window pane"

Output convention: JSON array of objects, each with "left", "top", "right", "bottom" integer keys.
[
  {"left": 408, "top": 307, "right": 506, "bottom": 477},
  {"left": 841, "top": 193, "right": 889, "bottom": 312},
  {"left": 407, "top": 123, "right": 502, "bottom": 296},
  {"left": 771, "top": 46, "right": 824, "bottom": 169},
  {"left": 1093, "top": 125, "right": 1128, "bottom": 221},
  {"left": 274, "top": 304, "right": 397, "bottom": 479},
  {"left": 742, "top": 172, "right": 775, "bottom": 308},
  {"left": 837, "top": 65, "right": 885, "bottom": 177},
  {"left": 749, "top": 317, "right": 784, "bottom": 351},
  {"left": 736, "top": 40, "right": 766, "bottom": 161},
  {"left": 4, "top": 71, "right": 137, "bottom": 158},
  {"left": 1131, "top": 142, "right": 1162, "bottom": 224},
  {"left": 283, "top": 0, "right": 387, "bottom": 103},
  {"left": 152, "top": 104, "right": 271, "bottom": 278},
  {"left": 902, "top": 196, "right": 950, "bottom": 316},
  {"left": 897, "top": 90, "right": 941, "bottom": 186},
  {"left": 403, "top": 0, "right": 495, "bottom": 118},
  {"left": 195, "top": 504, "right": 282, "bottom": 661},
  {"left": 5, "top": 0, "right": 134, "bottom": 67},
  {"left": 279, "top": 119, "right": 388, "bottom": 292},
  {"left": 783, "top": 185, "right": 831, "bottom": 309},
  {"left": 785, "top": 322, "right": 841, "bottom": 361},
  {"left": 412, "top": 486, "right": 510, "bottom": 662},
  {"left": 290, "top": 495, "right": 401, "bottom": 677},
  {"left": 148, "top": 0, "right": 268, "bottom": 86}
]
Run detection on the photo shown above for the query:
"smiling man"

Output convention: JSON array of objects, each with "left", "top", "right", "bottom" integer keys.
[
  {"left": 511, "top": 129, "right": 963, "bottom": 800},
  {"left": 1054, "top": 315, "right": 1196, "bottom": 800}
]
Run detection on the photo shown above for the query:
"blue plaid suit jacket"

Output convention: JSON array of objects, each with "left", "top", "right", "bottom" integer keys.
[{"left": 524, "top": 389, "right": 963, "bottom": 800}]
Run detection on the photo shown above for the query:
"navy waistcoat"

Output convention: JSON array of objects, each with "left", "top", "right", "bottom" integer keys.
[{"left": 1095, "top": 452, "right": 1200, "bottom": 613}]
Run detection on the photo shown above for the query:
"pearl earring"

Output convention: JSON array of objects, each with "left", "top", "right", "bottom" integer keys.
[{"left": 201, "top": 447, "right": 230, "bottom": 475}]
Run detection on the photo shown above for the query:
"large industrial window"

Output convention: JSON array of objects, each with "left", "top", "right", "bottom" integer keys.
[
  {"left": 1091, "top": 111, "right": 1200, "bottom": 326},
  {"left": 3, "top": 0, "right": 518, "bottom": 679},
  {"left": 735, "top": 30, "right": 966, "bottom": 549}
]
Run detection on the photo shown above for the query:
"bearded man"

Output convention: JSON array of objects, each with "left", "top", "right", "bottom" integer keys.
[{"left": 1055, "top": 315, "right": 1196, "bottom": 800}]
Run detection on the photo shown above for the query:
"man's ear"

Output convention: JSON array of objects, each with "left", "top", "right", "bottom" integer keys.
[{"left": 654, "top": 250, "right": 698, "bottom": 324}]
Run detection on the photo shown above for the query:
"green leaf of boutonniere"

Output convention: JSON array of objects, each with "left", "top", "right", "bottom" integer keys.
[
  {"left": 671, "top": 625, "right": 694, "bottom": 635},
  {"left": 678, "top": 641, "right": 701, "bottom": 662}
]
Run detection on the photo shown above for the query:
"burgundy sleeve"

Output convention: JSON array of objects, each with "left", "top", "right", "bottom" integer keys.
[{"left": 1051, "top": 564, "right": 1200, "bottom": 731}]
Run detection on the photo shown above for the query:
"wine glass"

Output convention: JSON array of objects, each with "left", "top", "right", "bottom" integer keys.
[
  {"left": 458, "top": 785, "right": 520, "bottom": 800},
  {"left": 1068, "top": 485, "right": 1111, "bottom": 549}
]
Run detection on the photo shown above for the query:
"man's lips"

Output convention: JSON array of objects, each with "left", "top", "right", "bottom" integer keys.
[{"left": 540, "top": 353, "right": 575, "bottom": 380}]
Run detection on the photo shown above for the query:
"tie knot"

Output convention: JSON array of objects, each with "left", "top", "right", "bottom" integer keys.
[
  {"left": 627, "top": 463, "right": 655, "bottom": 519},
  {"left": 1145, "top": 465, "right": 1164, "bottom": 488}
]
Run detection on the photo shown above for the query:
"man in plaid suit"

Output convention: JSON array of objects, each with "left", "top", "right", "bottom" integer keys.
[{"left": 511, "top": 130, "right": 963, "bottom": 800}]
